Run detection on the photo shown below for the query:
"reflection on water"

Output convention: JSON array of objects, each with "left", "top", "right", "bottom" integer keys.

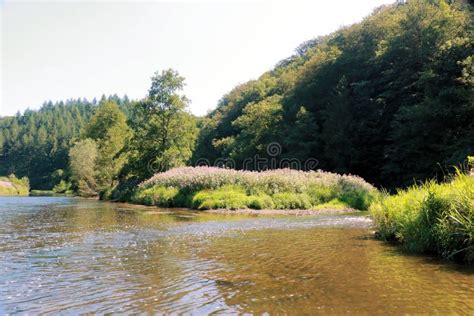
[{"left": 0, "top": 197, "right": 473, "bottom": 314}]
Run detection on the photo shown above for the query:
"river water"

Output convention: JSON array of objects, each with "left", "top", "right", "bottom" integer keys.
[{"left": 0, "top": 197, "right": 473, "bottom": 314}]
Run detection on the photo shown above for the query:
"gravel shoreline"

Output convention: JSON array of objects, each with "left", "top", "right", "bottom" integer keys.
[
  {"left": 202, "top": 208, "right": 357, "bottom": 216},
  {"left": 110, "top": 201, "right": 357, "bottom": 216}
]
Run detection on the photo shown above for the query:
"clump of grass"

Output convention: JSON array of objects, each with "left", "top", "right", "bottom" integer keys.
[
  {"left": 272, "top": 192, "right": 312, "bottom": 209},
  {"left": 248, "top": 194, "right": 274, "bottom": 210},
  {"left": 370, "top": 172, "right": 474, "bottom": 263},
  {"left": 191, "top": 185, "right": 251, "bottom": 210},
  {"left": 130, "top": 186, "right": 179, "bottom": 207},
  {"left": 29, "top": 190, "right": 74, "bottom": 197},
  {"left": 313, "top": 199, "right": 350, "bottom": 210}
]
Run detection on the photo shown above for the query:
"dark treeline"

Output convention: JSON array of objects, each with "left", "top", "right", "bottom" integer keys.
[
  {"left": 0, "top": 0, "right": 472, "bottom": 193},
  {"left": 194, "top": 0, "right": 473, "bottom": 188}
]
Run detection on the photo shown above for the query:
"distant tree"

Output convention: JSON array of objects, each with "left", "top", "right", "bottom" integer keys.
[
  {"left": 69, "top": 139, "right": 98, "bottom": 197},
  {"left": 85, "top": 101, "right": 131, "bottom": 198}
]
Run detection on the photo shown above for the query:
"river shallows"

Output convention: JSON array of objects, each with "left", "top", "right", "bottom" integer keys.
[{"left": 0, "top": 197, "right": 473, "bottom": 314}]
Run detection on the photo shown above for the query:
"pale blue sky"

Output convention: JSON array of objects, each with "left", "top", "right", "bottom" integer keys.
[{"left": 1, "top": 0, "right": 393, "bottom": 117}]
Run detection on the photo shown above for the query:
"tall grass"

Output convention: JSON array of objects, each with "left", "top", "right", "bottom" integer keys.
[
  {"left": 370, "top": 172, "right": 474, "bottom": 263},
  {"left": 130, "top": 167, "right": 377, "bottom": 211}
]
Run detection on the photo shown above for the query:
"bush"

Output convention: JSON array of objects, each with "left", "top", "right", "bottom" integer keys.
[
  {"left": 370, "top": 172, "right": 474, "bottom": 263},
  {"left": 52, "top": 180, "right": 72, "bottom": 194},
  {"left": 0, "top": 174, "right": 29, "bottom": 196}
]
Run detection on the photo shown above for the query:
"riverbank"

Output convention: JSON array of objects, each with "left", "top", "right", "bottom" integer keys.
[
  {"left": 112, "top": 200, "right": 357, "bottom": 216},
  {"left": 30, "top": 190, "right": 75, "bottom": 197},
  {"left": 370, "top": 172, "right": 474, "bottom": 263},
  {"left": 203, "top": 207, "right": 357, "bottom": 216}
]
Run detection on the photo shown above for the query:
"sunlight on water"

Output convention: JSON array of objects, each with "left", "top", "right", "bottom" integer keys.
[{"left": 0, "top": 197, "right": 473, "bottom": 314}]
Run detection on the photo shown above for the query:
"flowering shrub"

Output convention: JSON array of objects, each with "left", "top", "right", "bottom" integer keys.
[
  {"left": 132, "top": 167, "right": 377, "bottom": 210},
  {"left": 142, "top": 167, "right": 374, "bottom": 193}
]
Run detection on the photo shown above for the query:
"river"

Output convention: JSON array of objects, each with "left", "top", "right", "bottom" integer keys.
[{"left": 0, "top": 197, "right": 473, "bottom": 314}]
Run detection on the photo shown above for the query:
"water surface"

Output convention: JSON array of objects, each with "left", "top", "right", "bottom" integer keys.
[{"left": 0, "top": 197, "right": 473, "bottom": 314}]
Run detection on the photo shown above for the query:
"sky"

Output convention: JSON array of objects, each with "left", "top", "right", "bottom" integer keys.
[{"left": 0, "top": 0, "right": 393, "bottom": 117}]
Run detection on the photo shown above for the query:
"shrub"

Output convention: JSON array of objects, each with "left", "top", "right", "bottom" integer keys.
[
  {"left": 137, "top": 167, "right": 376, "bottom": 210},
  {"left": 53, "top": 180, "right": 72, "bottom": 194},
  {"left": 0, "top": 174, "right": 29, "bottom": 196}
]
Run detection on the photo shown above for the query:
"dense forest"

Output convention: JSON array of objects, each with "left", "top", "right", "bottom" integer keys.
[
  {"left": 0, "top": 0, "right": 472, "bottom": 194},
  {"left": 0, "top": 96, "right": 132, "bottom": 189},
  {"left": 193, "top": 0, "right": 473, "bottom": 188}
]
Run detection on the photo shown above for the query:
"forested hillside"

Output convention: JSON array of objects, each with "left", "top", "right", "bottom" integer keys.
[
  {"left": 0, "top": 0, "right": 472, "bottom": 192},
  {"left": 193, "top": 0, "right": 473, "bottom": 188},
  {"left": 0, "top": 95, "right": 131, "bottom": 189}
]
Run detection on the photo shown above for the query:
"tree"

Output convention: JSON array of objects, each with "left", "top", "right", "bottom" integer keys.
[
  {"left": 85, "top": 101, "right": 131, "bottom": 198},
  {"left": 230, "top": 95, "right": 283, "bottom": 164},
  {"left": 192, "top": 0, "right": 473, "bottom": 188},
  {"left": 321, "top": 76, "right": 354, "bottom": 173},
  {"left": 124, "top": 69, "right": 198, "bottom": 181},
  {"left": 69, "top": 139, "right": 98, "bottom": 197}
]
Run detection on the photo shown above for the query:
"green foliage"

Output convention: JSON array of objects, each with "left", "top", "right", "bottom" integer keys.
[
  {"left": 129, "top": 167, "right": 376, "bottom": 211},
  {"left": 192, "top": 185, "right": 251, "bottom": 210},
  {"left": 193, "top": 0, "right": 473, "bottom": 189},
  {"left": 248, "top": 194, "right": 275, "bottom": 210},
  {"left": 131, "top": 186, "right": 179, "bottom": 207},
  {"left": 272, "top": 192, "right": 312, "bottom": 209},
  {"left": 0, "top": 96, "right": 131, "bottom": 190},
  {"left": 229, "top": 95, "right": 284, "bottom": 163},
  {"left": 370, "top": 173, "right": 474, "bottom": 263},
  {"left": 123, "top": 69, "right": 198, "bottom": 182},
  {"left": 29, "top": 190, "right": 73, "bottom": 197},
  {"left": 52, "top": 180, "right": 72, "bottom": 194},
  {"left": 85, "top": 101, "right": 131, "bottom": 198},
  {"left": 313, "top": 199, "right": 350, "bottom": 210},
  {"left": 1, "top": 1, "right": 472, "bottom": 199},
  {"left": 0, "top": 174, "right": 29, "bottom": 196},
  {"left": 69, "top": 139, "right": 98, "bottom": 197}
]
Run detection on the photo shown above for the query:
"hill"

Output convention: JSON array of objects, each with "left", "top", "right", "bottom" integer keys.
[{"left": 193, "top": 0, "right": 473, "bottom": 189}]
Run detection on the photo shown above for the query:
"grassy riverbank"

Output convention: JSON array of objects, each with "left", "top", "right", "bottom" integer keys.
[
  {"left": 30, "top": 190, "right": 75, "bottom": 197},
  {"left": 0, "top": 175, "right": 29, "bottom": 196},
  {"left": 128, "top": 167, "right": 377, "bottom": 211},
  {"left": 370, "top": 172, "right": 474, "bottom": 263}
]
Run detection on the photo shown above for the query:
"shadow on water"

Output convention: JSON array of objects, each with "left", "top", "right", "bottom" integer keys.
[{"left": 0, "top": 197, "right": 473, "bottom": 314}]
